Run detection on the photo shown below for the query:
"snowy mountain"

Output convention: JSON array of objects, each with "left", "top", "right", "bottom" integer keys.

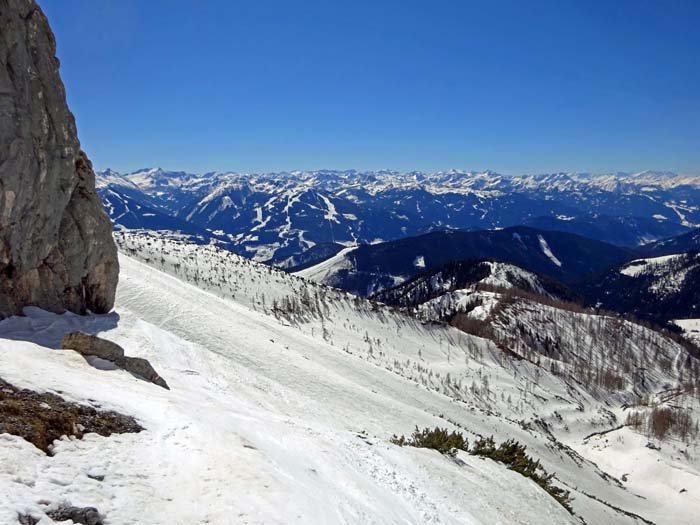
[
  {"left": 295, "top": 226, "right": 635, "bottom": 296},
  {"left": 271, "top": 242, "right": 345, "bottom": 271},
  {"left": 523, "top": 214, "right": 690, "bottom": 247},
  {"left": 95, "top": 168, "right": 700, "bottom": 262},
  {"left": 96, "top": 169, "right": 233, "bottom": 248},
  {"left": 642, "top": 227, "right": 700, "bottom": 256},
  {"left": 3, "top": 231, "right": 700, "bottom": 523},
  {"left": 373, "top": 259, "right": 577, "bottom": 308},
  {"left": 582, "top": 252, "right": 700, "bottom": 323}
]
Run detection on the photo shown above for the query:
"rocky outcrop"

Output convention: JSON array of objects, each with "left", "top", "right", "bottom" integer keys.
[
  {"left": 19, "top": 505, "right": 104, "bottom": 525},
  {"left": 115, "top": 356, "right": 170, "bottom": 390},
  {"left": 60, "top": 331, "right": 124, "bottom": 361},
  {"left": 0, "top": 376, "right": 143, "bottom": 454},
  {"left": 47, "top": 505, "right": 104, "bottom": 525},
  {"left": 0, "top": 0, "right": 118, "bottom": 318},
  {"left": 61, "top": 331, "right": 170, "bottom": 389}
]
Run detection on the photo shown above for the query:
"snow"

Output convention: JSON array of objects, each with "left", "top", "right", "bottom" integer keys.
[
  {"left": 537, "top": 235, "right": 562, "bottom": 267},
  {"left": 319, "top": 193, "right": 340, "bottom": 224},
  {"left": 2, "top": 232, "right": 699, "bottom": 524},
  {"left": 295, "top": 246, "right": 356, "bottom": 283},
  {"left": 481, "top": 262, "right": 546, "bottom": 295},
  {"left": 99, "top": 167, "right": 700, "bottom": 265},
  {"left": 251, "top": 206, "right": 272, "bottom": 231},
  {"left": 578, "top": 427, "right": 700, "bottom": 524},
  {"left": 617, "top": 253, "right": 700, "bottom": 297},
  {"left": 620, "top": 254, "right": 683, "bottom": 277},
  {"left": 413, "top": 255, "right": 426, "bottom": 269},
  {"left": 675, "top": 319, "right": 700, "bottom": 345},
  {"left": 413, "top": 262, "right": 550, "bottom": 322},
  {"left": 0, "top": 257, "right": 575, "bottom": 525}
]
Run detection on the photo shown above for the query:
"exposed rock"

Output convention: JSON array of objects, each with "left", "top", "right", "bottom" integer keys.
[
  {"left": 0, "top": 0, "right": 119, "bottom": 319},
  {"left": 61, "top": 331, "right": 170, "bottom": 389},
  {"left": 116, "top": 355, "right": 170, "bottom": 390},
  {"left": 0, "top": 377, "right": 142, "bottom": 454},
  {"left": 47, "top": 505, "right": 104, "bottom": 525},
  {"left": 17, "top": 514, "right": 39, "bottom": 525},
  {"left": 61, "top": 331, "right": 124, "bottom": 361}
]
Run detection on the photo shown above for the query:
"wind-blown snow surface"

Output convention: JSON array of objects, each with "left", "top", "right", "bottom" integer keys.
[
  {"left": 1, "top": 232, "right": 699, "bottom": 523},
  {"left": 0, "top": 264, "right": 572, "bottom": 524}
]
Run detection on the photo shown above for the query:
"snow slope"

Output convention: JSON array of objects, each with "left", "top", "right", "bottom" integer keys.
[
  {"left": 295, "top": 246, "right": 357, "bottom": 283},
  {"left": 583, "top": 251, "right": 700, "bottom": 322},
  {"left": 373, "top": 259, "right": 573, "bottom": 314},
  {"left": 676, "top": 319, "right": 700, "bottom": 345},
  {"left": 2, "top": 231, "right": 699, "bottom": 523},
  {"left": 538, "top": 235, "right": 563, "bottom": 267},
  {"left": 0, "top": 261, "right": 575, "bottom": 524},
  {"left": 620, "top": 254, "right": 683, "bottom": 277}
]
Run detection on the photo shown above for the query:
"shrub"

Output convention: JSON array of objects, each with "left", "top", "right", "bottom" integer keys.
[
  {"left": 391, "top": 426, "right": 468, "bottom": 457},
  {"left": 471, "top": 436, "right": 573, "bottom": 513},
  {"left": 391, "top": 427, "right": 573, "bottom": 513}
]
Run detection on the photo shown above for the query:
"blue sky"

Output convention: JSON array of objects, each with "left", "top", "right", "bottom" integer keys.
[{"left": 42, "top": 0, "right": 700, "bottom": 175}]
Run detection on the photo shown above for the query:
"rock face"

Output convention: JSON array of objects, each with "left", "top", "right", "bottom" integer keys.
[{"left": 0, "top": 0, "right": 118, "bottom": 318}]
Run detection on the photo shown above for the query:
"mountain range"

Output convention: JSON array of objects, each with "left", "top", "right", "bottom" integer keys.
[{"left": 96, "top": 168, "right": 700, "bottom": 263}]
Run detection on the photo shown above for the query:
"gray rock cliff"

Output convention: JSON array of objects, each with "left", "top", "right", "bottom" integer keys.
[{"left": 0, "top": 0, "right": 118, "bottom": 318}]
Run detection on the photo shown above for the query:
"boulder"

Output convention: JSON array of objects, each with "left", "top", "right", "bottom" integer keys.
[
  {"left": 47, "top": 505, "right": 104, "bottom": 525},
  {"left": 61, "top": 331, "right": 170, "bottom": 390},
  {"left": 61, "top": 331, "right": 124, "bottom": 361},
  {"left": 116, "top": 356, "right": 170, "bottom": 390},
  {"left": 0, "top": 0, "right": 119, "bottom": 319}
]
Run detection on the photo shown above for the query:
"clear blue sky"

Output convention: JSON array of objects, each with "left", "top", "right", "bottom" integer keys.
[{"left": 41, "top": 0, "right": 700, "bottom": 175}]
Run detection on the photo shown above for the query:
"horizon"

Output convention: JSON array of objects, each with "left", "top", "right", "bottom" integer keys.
[
  {"left": 41, "top": 0, "right": 700, "bottom": 176},
  {"left": 101, "top": 165, "right": 699, "bottom": 178}
]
